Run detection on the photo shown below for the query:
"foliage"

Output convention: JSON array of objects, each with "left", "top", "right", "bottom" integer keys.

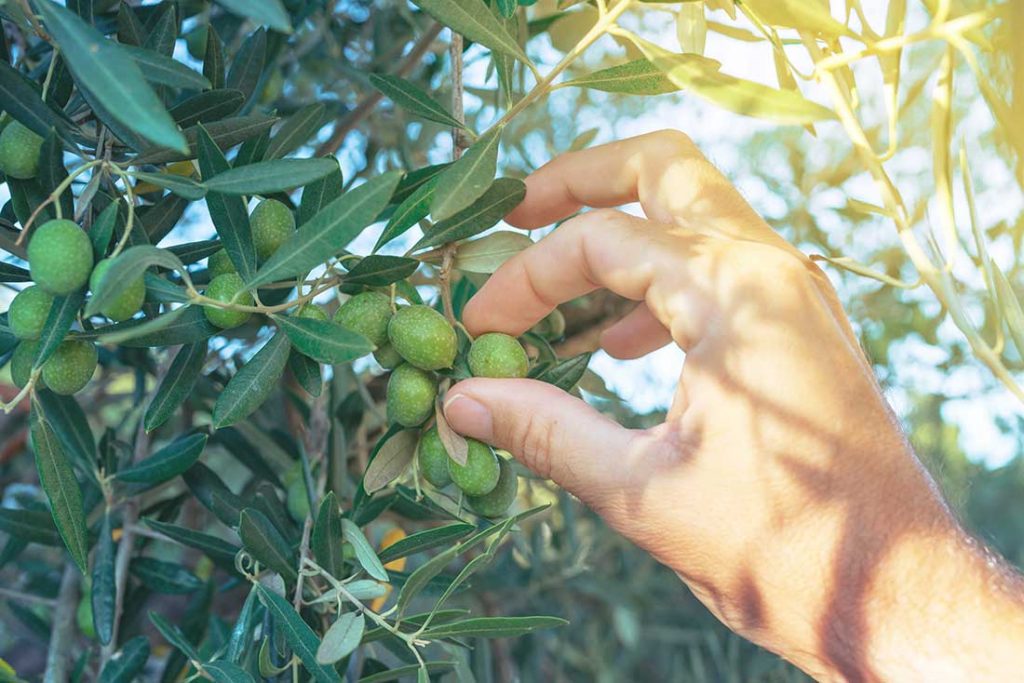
[{"left": 0, "top": 0, "right": 1021, "bottom": 681}]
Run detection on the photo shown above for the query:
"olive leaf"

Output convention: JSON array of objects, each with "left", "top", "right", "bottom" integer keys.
[
  {"left": 116, "top": 433, "right": 208, "bottom": 486},
  {"left": 202, "top": 158, "right": 339, "bottom": 195},
  {"left": 30, "top": 412, "right": 89, "bottom": 573},
  {"left": 85, "top": 246, "right": 187, "bottom": 317},
  {"left": 370, "top": 74, "right": 467, "bottom": 130},
  {"left": 411, "top": 0, "right": 530, "bottom": 65},
  {"left": 265, "top": 103, "right": 328, "bottom": 160},
  {"left": 272, "top": 315, "right": 375, "bottom": 364},
  {"left": 561, "top": 58, "right": 683, "bottom": 96},
  {"left": 91, "top": 513, "right": 117, "bottom": 645},
  {"left": 429, "top": 126, "right": 503, "bottom": 223},
  {"left": 363, "top": 429, "right": 418, "bottom": 494},
  {"left": 316, "top": 612, "right": 365, "bottom": 665},
  {"left": 343, "top": 255, "right": 420, "bottom": 287},
  {"left": 452, "top": 230, "right": 532, "bottom": 273},
  {"left": 212, "top": 333, "right": 292, "bottom": 429},
  {"left": 256, "top": 584, "right": 343, "bottom": 683},
  {"left": 414, "top": 178, "right": 526, "bottom": 251},
  {"left": 145, "top": 342, "right": 208, "bottom": 432},
  {"left": 434, "top": 399, "right": 468, "bottom": 466},
  {"left": 215, "top": 0, "right": 292, "bottom": 34}
]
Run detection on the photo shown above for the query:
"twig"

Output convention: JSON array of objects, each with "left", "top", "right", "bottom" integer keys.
[
  {"left": 293, "top": 516, "right": 313, "bottom": 611},
  {"left": 0, "top": 585, "right": 57, "bottom": 607},
  {"left": 315, "top": 23, "right": 444, "bottom": 156},
  {"left": 44, "top": 565, "right": 80, "bottom": 683}
]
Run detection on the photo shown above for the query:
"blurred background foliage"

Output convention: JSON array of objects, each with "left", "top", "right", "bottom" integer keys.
[{"left": 2, "top": 0, "right": 1023, "bottom": 681}]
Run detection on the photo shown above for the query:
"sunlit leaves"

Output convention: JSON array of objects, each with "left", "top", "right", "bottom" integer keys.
[
  {"left": 412, "top": 0, "right": 531, "bottom": 65},
  {"left": 430, "top": 127, "right": 503, "bottom": 222},
  {"left": 414, "top": 178, "right": 526, "bottom": 251},
  {"left": 561, "top": 59, "right": 682, "bottom": 96},
  {"left": 370, "top": 74, "right": 467, "bottom": 130}
]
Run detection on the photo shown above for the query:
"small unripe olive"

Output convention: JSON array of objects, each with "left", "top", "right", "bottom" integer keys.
[
  {"left": 250, "top": 199, "right": 295, "bottom": 261},
  {"left": 296, "top": 303, "right": 328, "bottom": 321},
  {"left": 27, "top": 219, "right": 94, "bottom": 295},
  {"left": 386, "top": 363, "right": 437, "bottom": 427},
  {"left": 387, "top": 305, "right": 457, "bottom": 371},
  {"left": 89, "top": 258, "right": 145, "bottom": 322},
  {"left": 334, "top": 291, "right": 392, "bottom": 347},
  {"left": 10, "top": 341, "right": 44, "bottom": 389},
  {"left": 467, "top": 457, "right": 518, "bottom": 518},
  {"left": 42, "top": 339, "right": 98, "bottom": 395},
  {"left": 203, "top": 273, "right": 253, "bottom": 329},
  {"left": 9, "top": 285, "right": 54, "bottom": 340},
  {"left": 467, "top": 332, "right": 529, "bottom": 379},
  {"left": 207, "top": 249, "right": 236, "bottom": 278},
  {"left": 417, "top": 427, "right": 453, "bottom": 488},
  {"left": 447, "top": 439, "right": 500, "bottom": 496},
  {"left": 373, "top": 343, "right": 403, "bottom": 370},
  {"left": 0, "top": 121, "right": 43, "bottom": 180},
  {"left": 531, "top": 308, "right": 566, "bottom": 341}
]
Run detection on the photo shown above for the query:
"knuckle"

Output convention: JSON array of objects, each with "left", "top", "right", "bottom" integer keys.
[
  {"left": 651, "top": 129, "right": 696, "bottom": 155},
  {"left": 503, "top": 411, "right": 558, "bottom": 479}
]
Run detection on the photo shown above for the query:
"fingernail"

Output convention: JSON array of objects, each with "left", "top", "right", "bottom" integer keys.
[{"left": 443, "top": 393, "right": 493, "bottom": 440}]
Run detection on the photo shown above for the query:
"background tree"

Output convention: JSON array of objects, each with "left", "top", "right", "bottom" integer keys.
[{"left": 1, "top": 0, "right": 1022, "bottom": 681}]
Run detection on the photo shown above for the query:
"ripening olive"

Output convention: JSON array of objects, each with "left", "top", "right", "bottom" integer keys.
[
  {"left": 447, "top": 439, "right": 500, "bottom": 496},
  {"left": 251, "top": 199, "right": 295, "bottom": 261},
  {"left": 417, "top": 427, "right": 453, "bottom": 488},
  {"left": 467, "top": 332, "right": 529, "bottom": 379},
  {"left": 386, "top": 363, "right": 437, "bottom": 427},
  {"left": 334, "top": 291, "right": 392, "bottom": 347},
  {"left": 387, "top": 305, "right": 457, "bottom": 371},
  {"left": 8, "top": 285, "right": 54, "bottom": 340},
  {"left": 41, "top": 339, "right": 98, "bottom": 395},
  {"left": 467, "top": 456, "right": 518, "bottom": 518},
  {"left": 203, "top": 273, "right": 254, "bottom": 329},
  {"left": 27, "top": 219, "right": 94, "bottom": 295}
]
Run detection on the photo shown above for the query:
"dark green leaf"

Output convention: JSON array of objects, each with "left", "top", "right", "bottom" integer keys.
[
  {"left": 202, "top": 158, "right": 339, "bottom": 195},
  {"left": 39, "top": 130, "right": 73, "bottom": 217},
  {"left": 377, "top": 523, "right": 474, "bottom": 564},
  {"left": 205, "top": 661, "right": 256, "bottom": 683},
  {"left": 344, "top": 255, "right": 419, "bottom": 287},
  {"left": 272, "top": 315, "right": 375, "bottom": 364},
  {"left": 298, "top": 161, "right": 343, "bottom": 226},
  {"left": 183, "top": 462, "right": 244, "bottom": 527},
  {"left": 90, "top": 199, "right": 119, "bottom": 259},
  {"left": 265, "top": 103, "right": 327, "bottom": 159},
  {"left": 32, "top": 289, "right": 85, "bottom": 368},
  {"left": 369, "top": 74, "right": 466, "bottom": 130},
  {"left": 531, "top": 352, "right": 590, "bottom": 391},
  {"left": 212, "top": 332, "right": 291, "bottom": 428},
  {"left": 131, "top": 170, "right": 207, "bottom": 200},
  {"left": 120, "top": 44, "right": 211, "bottom": 90},
  {"left": 96, "top": 305, "right": 207, "bottom": 346},
  {"left": 33, "top": 390, "right": 96, "bottom": 476},
  {"left": 357, "top": 662, "right": 453, "bottom": 683},
  {"left": 132, "top": 114, "right": 278, "bottom": 165},
  {"left": 239, "top": 508, "right": 298, "bottom": 583},
  {"left": 227, "top": 587, "right": 261, "bottom": 663},
  {"left": 390, "top": 163, "right": 450, "bottom": 205},
  {"left": 311, "top": 491, "right": 344, "bottom": 578},
  {"left": 97, "top": 636, "right": 149, "bottom": 683},
  {"left": 0, "top": 508, "right": 61, "bottom": 546},
  {"left": 412, "top": 0, "right": 530, "bottom": 64},
  {"left": 423, "top": 616, "right": 567, "bottom": 639},
  {"left": 203, "top": 26, "right": 226, "bottom": 90},
  {"left": 429, "top": 127, "right": 503, "bottom": 222},
  {"left": 414, "top": 177, "right": 525, "bottom": 250},
  {"left": 255, "top": 584, "right": 342, "bottom": 683},
  {"left": 85, "top": 245, "right": 185, "bottom": 317},
  {"left": 341, "top": 519, "right": 388, "bottom": 582},
  {"left": 34, "top": 0, "right": 187, "bottom": 151},
  {"left": 216, "top": 0, "right": 292, "bottom": 34},
  {"left": 117, "top": 433, "right": 208, "bottom": 485},
  {"left": 0, "top": 60, "right": 73, "bottom": 139},
  {"left": 197, "top": 124, "right": 258, "bottom": 281},
  {"left": 169, "top": 240, "right": 222, "bottom": 265},
  {"left": 373, "top": 175, "right": 437, "bottom": 252},
  {"left": 144, "top": 273, "right": 190, "bottom": 304},
  {"left": 145, "top": 518, "right": 241, "bottom": 567},
  {"left": 145, "top": 342, "right": 208, "bottom": 432},
  {"left": 92, "top": 512, "right": 117, "bottom": 646},
  {"left": 30, "top": 414, "right": 88, "bottom": 572},
  {"left": 150, "top": 611, "right": 201, "bottom": 660},
  {"left": 248, "top": 171, "right": 402, "bottom": 288},
  {"left": 131, "top": 557, "right": 204, "bottom": 594},
  {"left": 288, "top": 350, "right": 322, "bottom": 397},
  {"left": 0, "top": 262, "right": 32, "bottom": 283},
  {"left": 226, "top": 29, "right": 267, "bottom": 104},
  {"left": 168, "top": 90, "right": 243, "bottom": 129}
]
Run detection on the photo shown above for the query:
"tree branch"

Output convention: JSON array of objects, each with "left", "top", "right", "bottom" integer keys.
[{"left": 44, "top": 565, "right": 80, "bottom": 683}]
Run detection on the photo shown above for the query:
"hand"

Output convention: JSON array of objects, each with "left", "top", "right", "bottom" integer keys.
[{"left": 443, "top": 131, "right": 1024, "bottom": 681}]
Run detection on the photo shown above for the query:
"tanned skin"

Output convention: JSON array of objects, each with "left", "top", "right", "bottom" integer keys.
[{"left": 443, "top": 131, "right": 1024, "bottom": 682}]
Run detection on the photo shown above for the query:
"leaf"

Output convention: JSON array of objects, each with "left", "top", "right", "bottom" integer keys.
[
  {"left": 362, "top": 429, "right": 418, "bottom": 494},
  {"left": 130, "top": 557, "right": 204, "bottom": 594},
  {"left": 344, "top": 255, "right": 419, "bottom": 286},
  {"left": 239, "top": 509, "right": 298, "bottom": 583},
  {"left": 255, "top": 584, "right": 343, "bottom": 683},
  {"left": 150, "top": 611, "right": 201, "bottom": 660},
  {"left": 39, "top": 130, "right": 73, "bottom": 217},
  {"left": 430, "top": 127, "right": 503, "bottom": 222},
  {"left": 203, "top": 158, "right": 339, "bottom": 195},
  {"left": 374, "top": 175, "right": 438, "bottom": 252},
  {"left": 205, "top": 661, "right": 256, "bottom": 683},
  {"left": 34, "top": 0, "right": 186, "bottom": 151},
  {"left": 145, "top": 342, "right": 208, "bottom": 432},
  {"left": 453, "top": 230, "right": 532, "bottom": 273},
  {"left": 342, "top": 519, "right": 389, "bottom": 581},
  {"left": 390, "top": 163, "right": 450, "bottom": 205},
  {"left": 532, "top": 352, "right": 591, "bottom": 391},
  {"left": 119, "top": 44, "right": 212, "bottom": 90},
  {"left": 414, "top": 178, "right": 526, "bottom": 251},
  {"left": 226, "top": 29, "right": 267, "bottom": 104},
  {"left": 0, "top": 508, "right": 62, "bottom": 546},
  {"left": 265, "top": 103, "right": 327, "bottom": 160},
  {"left": 288, "top": 350, "right": 322, "bottom": 397},
  {"left": 248, "top": 171, "right": 402, "bottom": 288},
  {"left": 369, "top": 74, "right": 467, "bottom": 130},
  {"left": 227, "top": 588, "right": 260, "bottom": 663},
  {"left": 412, "top": 0, "right": 530, "bottom": 64},
  {"left": 215, "top": 0, "right": 292, "bottom": 34},
  {"left": 92, "top": 512, "right": 117, "bottom": 646},
  {"left": 357, "top": 663, "right": 454, "bottom": 683},
  {"left": 272, "top": 315, "right": 375, "bottom": 364},
  {"left": 311, "top": 492, "right": 345, "bottom": 578},
  {"left": 30, "top": 415, "right": 88, "bottom": 572},
  {"left": 434, "top": 403, "right": 468, "bottom": 466},
  {"left": 377, "top": 523, "right": 475, "bottom": 564},
  {"left": 33, "top": 290, "right": 85, "bottom": 369},
  {"left": 33, "top": 390, "right": 96, "bottom": 475},
  {"left": 169, "top": 240, "right": 223, "bottom": 265},
  {"left": 740, "top": 0, "right": 853, "bottom": 37},
  {"left": 626, "top": 35, "right": 835, "bottom": 125},
  {"left": 316, "top": 612, "right": 365, "bottom": 664},
  {"left": 299, "top": 161, "right": 344, "bottom": 226},
  {"left": 145, "top": 519, "right": 240, "bottom": 567},
  {"left": 86, "top": 245, "right": 186, "bottom": 317},
  {"left": 204, "top": 26, "right": 227, "bottom": 90},
  {"left": 97, "top": 305, "right": 208, "bottom": 346},
  {"left": 423, "top": 616, "right": 568, "bottom": 639},
  {"left": 184, "top": 463, "right": 244, "bottom": 527},
  {"left": 197, "top": 124, "right": 258, "bottom": 281},
  {"left": 561, "top": 59, "right": 682, "bottom": 95},
  {"left": 131, "top": 171, "right": 206, "bottom": 200},
  {"left": 117, "top": 433, "right": 208, "bottom": 485},
  {"left": 132, "top": 114, "right": 278, "bottom": 165},
  {"left": 170, "top": 90, "right": 244, "bottom": 129},
  {"left": 0, "top": 60, "right": 73, "bottom": 139},
  {"left": 97, "top": 636, "right": 150, "bottom": 683},
  {"left": 0, "top": 262, "right": 32, "bottom": 283}
]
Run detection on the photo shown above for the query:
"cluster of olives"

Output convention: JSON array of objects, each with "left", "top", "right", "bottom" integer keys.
[{"left": 201, "top": 198, "right": 294, "bottom": 329}]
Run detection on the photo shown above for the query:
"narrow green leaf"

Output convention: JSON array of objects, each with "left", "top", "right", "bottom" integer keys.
[
  {"left": 130, "top": 557, "right": 204, "bottom": 594},
  {"left": 344, "top": 255, "right": 419, "bottom": 287},
  {"left": 212, "top": 332, "right": 292, "bottom": 428},
  {"left": 414, "top": 178, "right": 525, "bottom": 251},
  {"left": 183, "top": 463, "right": 244, "bottom": 527},
  {"left": 90, "top": 201, "right": 119, "bottom": 259},
  {"left": 288, "top": 350, "right": 322, "bottom": 397},
  {"left": 34, "top": 0, "right": 187, "bottom": 151},
  {"left": 86, "top": 245, "right": 186, "bottom": 317},
  {"left": 205, "top": 661, "right": 256, "bottom": 683},
  {"left": 97, "top": 636, "right": 149, "bottom": 683},
  {"left": 204, "top": 26, "right": 226, "bottom": 90},
  {"left": 531, "top": 352, "right": 591, "bottom": 391},
  {"left": 412, "top": 0, "right": 530, "bottom": 64},
  {"left": 430, "top": 127, "right": 503, "bottom": 222},
  {"left": 227, "top": 587, "right": 261, "bottom": 663},
  {"left": 119, "top": 44, "right": 212, "bottom": 90},
  {"left": 92, "top": 512, "right": 117, "bottom": 646},
  {"left": 453, "top": 230, "right": 532, "bottom": 274},
  {"left": 32, "top": 289, "right": 85, "bottom": 369},
  {"left": 0, "top": 508, "right": 62, "bottom": 546},
  {"left": 357, "top": 662, "right": 453, "bottom": 683},
  {"left": 150, "top": 611, "right": 202, "bottom": 660},
  {"left": 116, "top": 433, "right": 208, "bottom": 485},
  {"left": 132, "top": 114, "right": 278, "bottom": 165},
  {"left": 561, "top": 59, "right": 681, "bottom": 95},
  {"left": 131, "top": 170, "right": 206, "bottom": 200},
  {"left": 197, "top": 124, "right": 258, "bottom": 281},
  {"left": 226, "top": 29, "right": 267, "bottom": 104},
  {"left": 273, "top": 315, "right": 376, "bottom": 364},
  {"left": 30, "top": 415, "right": 88, "bottom": 572},
  {"left": 373, "top": 175, "right": 438, "bottom": 252},
  {"left": 0, "top": 263, "right": 32, "bottom": 283},
  {"left": 423, "top": 616, "right": 568, "bottom": 639},
  {"left": 299, "top": 161, "right": 344, "bottom": 226},
  {"left": 265, "top": 103, "right": 327, "bottom": 160},
  {"left": 33, "top": 389, "right": 96, "bottom": 475},
  {"left": 145, "top": 518, "right": 240, "bottom": 567},
  {"left": 96, "top": 305, "right": 207, "bottom": 346},
  {"left": 0, "top": 60, "right": 73, "bottom": 139},
  {"left": 215, "top": 0, "right": 292, "bottom": 34},
  {"left": 239, "top": 508, "right": 298, "bottom": 583},
  {"left": 316, "top": 612, "right": 364, "bottom": 665},
  {"left": 170, "top": 90, "right": 244, "bottom": 129},
  {"left": 377, "top": 523, "right": 475, "bottom": 565},
  {"left": 202, "top": 158, "right": 339, "bottom": 195},
  {"left": 370, "top": 74, "right": 466, "bottom": 130},
  {"left": 390, "top": 163, "right": 450, "bottom": 205},
  {"left": 311, "top": 492, "right": 345, "bottom": 578},
  {"left": 255, "top": 584, "right": 343, "bottom": 683},
  {"left": 341, "top": 518, "right": 388, "bottom": 582},
  {"left": 39, "top": 130, "right": 73, "bottom": 217},
  {"left": 248, "top": 171, "right": 402, "bottom": 288},
  {"left": 145, "top": 342, "right": 208, "bottom": 432}
]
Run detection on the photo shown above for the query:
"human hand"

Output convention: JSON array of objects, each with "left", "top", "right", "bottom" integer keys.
[{"left": 444, "top": 131, "right": 1024, "bottom": 681}]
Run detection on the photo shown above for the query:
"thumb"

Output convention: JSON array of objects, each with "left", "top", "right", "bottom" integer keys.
[{"left": 443, "top": 378, "right": 635, "bottom": 500}]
